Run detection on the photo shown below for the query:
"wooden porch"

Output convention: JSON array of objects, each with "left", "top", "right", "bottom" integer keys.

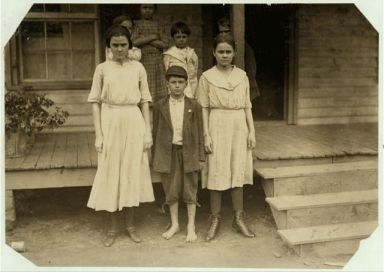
[
  {"left": 5, "top": 123, "right": 378, "bottom": 174},
  {"left": 5, "top": 123, "right": 378, "bottom": 257}
]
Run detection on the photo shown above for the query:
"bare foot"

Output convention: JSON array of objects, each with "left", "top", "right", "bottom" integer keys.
[
  {"left": 185, "top": 224, "right": 197, "bottom": 243},
  {"left": 162, "top": 224, "right": 179, "bottom": 240}
]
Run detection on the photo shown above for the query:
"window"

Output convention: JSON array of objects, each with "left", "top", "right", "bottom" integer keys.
[{"left": 18, "top": 4, "right": 98, "bottom": 84}]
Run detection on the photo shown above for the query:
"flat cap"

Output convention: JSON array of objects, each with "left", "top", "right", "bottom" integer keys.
[{"left": 165, "top": 65, "right": 188, "bottom": 79}]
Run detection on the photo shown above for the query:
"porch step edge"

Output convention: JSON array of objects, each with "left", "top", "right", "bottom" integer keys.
[
  {"left": 266, "top": 189, "right": 377, "bottom": 211},
  {"left": 256, "top": 160, "right": 377, "bottom": 179},
  {"left": 278, "top": 220, "right": 378, "bottom": 246}
]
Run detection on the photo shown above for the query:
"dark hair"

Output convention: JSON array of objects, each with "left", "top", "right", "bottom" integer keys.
[
  {"left": 170, "top": 21, "right": 191, "bottom": 37},
  {"left": 106, "top": 24, "right": 133, "bottom": 49},
  {"left": 213, "top": 33, "right": 236, "bottom": 51},
  {"left": 112, "top": 15, "right": 133, "bottom": 26}
]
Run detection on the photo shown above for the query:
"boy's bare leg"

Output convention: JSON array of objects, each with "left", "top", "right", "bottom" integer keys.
[
  {"left": 162, "top": 202, "right": 180, "bottom": 239},
  {"left": 186, "top": 203, "right": 197, "bottom": 242}
]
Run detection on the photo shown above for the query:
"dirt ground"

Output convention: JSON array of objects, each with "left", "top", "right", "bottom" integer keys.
[{"left": 5, "top": 181, "right": 352, "bottom": 269}]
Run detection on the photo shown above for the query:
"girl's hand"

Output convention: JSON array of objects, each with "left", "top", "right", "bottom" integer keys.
[
  {"left": 95, "top": 136, "right": 103, "bottom": 153},
  {"left": 204, "top": 134, "right": 213, "bottom": 154},
  {"left": 247, "top": 131, "right": 256, "bottom": 149},
  {"left": 144, "top": 133, "right": 153, "bottom": 150}
]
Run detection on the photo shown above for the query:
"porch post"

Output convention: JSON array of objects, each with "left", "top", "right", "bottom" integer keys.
[
  {"left": 230, "top": 4, "right": 245, "bottom": 69},
  {"left": 5, "top": 190, "right": 16, "bottom": 230}
]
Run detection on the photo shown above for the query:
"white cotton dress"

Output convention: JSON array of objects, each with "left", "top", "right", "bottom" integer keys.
[
  {"left": 197, "top": 66, "right": 254, "bottom": 191},
  {"left": 87, "top": 60, "right": 154, "bottom": 212}
]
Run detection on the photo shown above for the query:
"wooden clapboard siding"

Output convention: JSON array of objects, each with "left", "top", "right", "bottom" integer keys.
[{"left": 296, "top": 5, "right": 378, "bottom": 125}]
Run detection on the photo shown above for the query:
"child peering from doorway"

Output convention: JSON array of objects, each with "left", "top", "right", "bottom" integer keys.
[
  {"left": 152, "top": 66, "right": 205, "bottom": 242},
  {"left": 163, "top": 21, "right": 199, "bottom": 99}
]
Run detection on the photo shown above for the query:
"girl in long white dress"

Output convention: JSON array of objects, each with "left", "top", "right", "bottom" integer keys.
[
  {"left": 87, "top": 25, "right": 154, "bottom": 247},
  {"left": 197, "top": 34, "right": 257, "bottom": 241}
]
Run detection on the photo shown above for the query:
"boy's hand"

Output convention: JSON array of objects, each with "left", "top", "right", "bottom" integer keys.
[
  {"left": 95, "top": 136, "right": 103, "bottom": 153},
  {"left": 204, "top": 134, "right": 213, "bottom": 154}
]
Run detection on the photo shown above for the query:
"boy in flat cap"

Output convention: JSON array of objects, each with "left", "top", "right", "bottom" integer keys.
[{"left": 152, "top": 65, "right": 205, "bottom": 242}]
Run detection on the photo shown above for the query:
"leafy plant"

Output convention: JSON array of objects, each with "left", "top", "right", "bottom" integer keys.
[{"left": 5, "top": 90, "right": 69, "bottom": 135}]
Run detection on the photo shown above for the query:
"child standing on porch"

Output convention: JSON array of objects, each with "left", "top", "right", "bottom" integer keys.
[
  {"left": 163, "top": 21, "right": 199, "bottom": 99},
  {"left": 87, "top": 25, "right": 154, "bottom": 247},
  {"left": 131, "top": 4, "right": 169, "bottom": 103},
  {"left": 152, "top": 66, "right": 205, "bottom": 242},
  {"left": 197, "top": 34, "right": 256, "bottom": 241}
]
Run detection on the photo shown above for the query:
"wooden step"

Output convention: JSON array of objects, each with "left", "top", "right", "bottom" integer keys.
[
  {"left": 266, "top": 189, "right": 377, "bottom": 211},
  {"left": 278, "top": 221, "right": 378, "bottom": 257},
  {"left": 256, "top": 161, "right": 377, "bottom": 179},
  {"left": 266, "top": 190, "right": 378, "bottom": 229},
  {"left": 258, "top": 161, "right": 377, "bottom": 197}
]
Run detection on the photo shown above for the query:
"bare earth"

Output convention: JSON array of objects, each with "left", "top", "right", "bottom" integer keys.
[{"left": 5, "top": 183, "right": 352, "bottom": 269}]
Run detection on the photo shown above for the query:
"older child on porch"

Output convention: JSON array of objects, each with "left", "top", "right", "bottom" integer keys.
[
  {"left": 131, "top": 4, "right": 169, "bottom": 103},
  {"left": 197, "top": 34, "right": 256, "bottom": 241},
  {"left": 163, "top": 21, "right": 199, "bottom": 99},
  {"left": 152, "top": 66, "right": 205, "bottom": 242},
  {"left": 87, "top": 25, "right": 154, "bottom": 247}
]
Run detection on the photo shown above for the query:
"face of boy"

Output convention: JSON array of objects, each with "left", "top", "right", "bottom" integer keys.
[
  {"left": 110, "top": 35, "right": 129, "bottom": 61},
  {"left": 174, "top": 32, "right": 189, "bottom": 49},
  {"left": 140, "top": 4, "right": 155, "bottom": 19},
  {"left": 167, "top": 76, "right": 187, "bottom": 99}
]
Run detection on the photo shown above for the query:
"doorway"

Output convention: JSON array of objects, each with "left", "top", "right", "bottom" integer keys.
[{"left": 245, "top": 5, "right": 293, "bottom": 121}]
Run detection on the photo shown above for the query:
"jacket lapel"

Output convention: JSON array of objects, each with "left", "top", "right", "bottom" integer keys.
[
  {"left": 183, "top": 97, "right": 193, "bottom": 133},
  {"left": 159, "top": 97, "right": 173, "bottom": 130}
]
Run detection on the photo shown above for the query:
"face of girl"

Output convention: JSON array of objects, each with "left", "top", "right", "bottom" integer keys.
[
  {"left": 110, "top": 35, "right": 129, "bottom": 61},
  {"left": 213, "top": 42, "right": 235, "bottom": 67},
  {"left": 173, "top": 32, "right": 189, "bottom": 49},
  {"left": 140, "top": 4, "right": 155, "bottom": 19},
  {"left": 120, "top": 20, "right": 133, "bottom": 34}
]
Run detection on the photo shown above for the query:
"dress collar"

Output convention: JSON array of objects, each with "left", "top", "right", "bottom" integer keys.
[
  {"left": 203, "top": 66, "right": 247, "bottom": 91},
  {"left": 163, "top": 46, "right": 194, "bottom": 62}
]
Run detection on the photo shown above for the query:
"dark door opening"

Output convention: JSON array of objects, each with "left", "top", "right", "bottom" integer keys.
[{"left": 245, "top": 5, "right": 292, "bottom": 121}]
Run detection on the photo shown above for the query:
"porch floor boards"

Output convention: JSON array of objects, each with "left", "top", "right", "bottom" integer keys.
[{"left": 5, "top": 123, "right": 378, "bottom": 172}]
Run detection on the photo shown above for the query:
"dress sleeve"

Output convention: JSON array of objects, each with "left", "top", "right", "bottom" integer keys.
[
  {"left": 139, "top": 64, "right": 152, "bottom": 104},
  {"left": 163, "top": 54, "right": 171, "bottom": 70},
  {"left": 131, "top": 22, "right": 141, "bottom": 42},
  {"left": 196, "top": 75, "right": 210, "bottom": 108},
  {"left": 244, "top": 76, "right": 252, "bottom": 109},
  {"left": 129, "top": 47, "right": 142, "bottom": 61},
  {"left": 88, "top": 64, "right": 103, "bottom": 103},
  {"left": 188, "top": 51, "right": 198, "bottom": 78},
  {"left": 158, "top": 22, "right": 169, "bottom": 49}
]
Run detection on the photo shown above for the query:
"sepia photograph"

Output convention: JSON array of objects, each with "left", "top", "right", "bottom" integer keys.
[{"left": 2, "top": 0, "right": 382, "bottom": 270}]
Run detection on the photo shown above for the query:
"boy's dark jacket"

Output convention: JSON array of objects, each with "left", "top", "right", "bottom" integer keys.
[{"left": 152, "top": 96, "right": 205, "bottom": 173}]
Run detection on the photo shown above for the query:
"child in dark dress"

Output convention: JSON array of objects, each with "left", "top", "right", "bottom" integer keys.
[{"left": 152, "top": 66, "right": 205, "bottom": 242}]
